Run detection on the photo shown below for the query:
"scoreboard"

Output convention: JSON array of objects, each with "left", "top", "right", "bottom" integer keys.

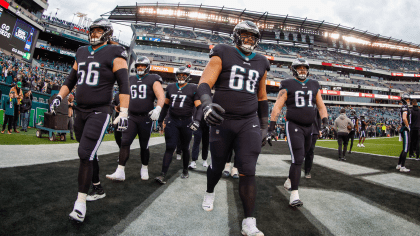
[{"left": 0, "top": 7, "right": 39, "bottom": 61}]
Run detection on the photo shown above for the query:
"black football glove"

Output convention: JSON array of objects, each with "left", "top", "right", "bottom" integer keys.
[
  {"left": 49, "top": 95, "right": 62, "bottom": 114},
  {"left": 261, "top": 128, "right": 268, "bottom": 147},
  {"left": 203, "top": 103, "right": 225, "bottom": 126},
  {"left": 188, "top": 120, "right": 200, "bottom": 131}
]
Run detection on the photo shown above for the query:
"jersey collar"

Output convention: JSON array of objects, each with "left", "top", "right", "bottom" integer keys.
[
  {"left": 136, "top": 74, "right": 148, "bottom": 80},
  {"left": 176, "top": 83, "right": 188, "bottom": 90},
  {"left": 235, "top": 48, "right": 256, "bottom": 61},
  {"left": 293, "top": 78, "right": 309, "bottom": 85},
  {"left": 88, "top": 44, "right": 107, "bottom": 54}
]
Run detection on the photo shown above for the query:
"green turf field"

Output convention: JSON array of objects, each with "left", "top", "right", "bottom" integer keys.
[
  {"left": 0, "top": 128, "right": 162, "bottom": 145},
  {"left": 316, "top": 137, "right": 402, "bottom": 157}
]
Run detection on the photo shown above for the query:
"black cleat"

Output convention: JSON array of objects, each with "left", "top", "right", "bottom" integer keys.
[
  {"left": 155, "top": 174, "right": 166, "bottom": 184},
  {"left": 86, "top": 184, "right": 106, "bottom": 201},
  {"left": 181, "top": 169, "right": 189, "bottom": 179},
  {"left": 348, "top": 151, "right": 352, "bottom": 154},
  {"left": 290, "top": 199, "right": 303, "bottom": 208},
  {"left": 341, "top": 156, "right": 346, "bottom": 161}
]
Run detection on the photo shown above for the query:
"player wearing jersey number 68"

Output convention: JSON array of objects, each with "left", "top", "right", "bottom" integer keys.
[
  {"left": 50, "top": 18, "right": 130, "bottom": 223},
  {"left": 268, "top": 58, "right": 328, "bottom": 208},
  {"left": 106, "top": 56, "right": 165, "bottom": 182},
  {"left": 197, "top": 21, "right": 270, "bottom": 236}
]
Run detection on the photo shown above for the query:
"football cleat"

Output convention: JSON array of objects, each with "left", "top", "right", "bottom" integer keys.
[
  {"left": 176, "top": 154, "right": 182, "bottom": 160},
  {"left": 106, "top": 169, "right": 125, "bottom": 181},
  {"left": 416, "top": 158, "right": 420, "bottom": 161},
  {"left": 284, "top": 178, "right": 291, "bottom": 191},
  {"left": 86, "top": 185, "right": 106, "bottom": 201},
  {"left": 400, "top": 166, "right": 410, "bottom": 172},
  {"left": 222, "top": 170, "right": 230, "bottom": 178},
  {"left": 348, "top": 151, "right": 352, "bottom": 154},
  {"left": 396, "top": 165, "right": 401, "bottom": 170},
  {"left": 181, "top": 169, "right": 189, "bottom": 179},
  {"left": 290, "top": 191, "right": 303, "bottom": 207},
  {"left": 361, "top": 144, "right": 365, "bottom": 148},
  {"left": 203, "top": 160, "right": 209, "bottom": 168},
  {"left": 305, "top": 174, "right": 311, "bottom": 179},
  {"left": 241, "top": 217, "right": 264, "bottom": 236},
  {"left": 202, "top": 192, "right": 215, "bottom": 211},
  {"left": 231, "top": 167, "right": 239, "bottom": 179},
  {"left": 155, "top": 174, "right": 166, "bottom": 185},
  {"left": 69, "top": 201, "right": 86, "bottom": 223},
  {"left": 140, "top": 166, "right": 149, "bottom": 180},
  {"left": 357, "top": 144, "right": 361, "bottom": 147},
  {"left": 188, "top": 161, "right": 197, "bottom": 169}
]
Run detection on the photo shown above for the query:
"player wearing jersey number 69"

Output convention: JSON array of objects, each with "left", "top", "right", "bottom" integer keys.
[
  {"left": 51, "top": 18, "right": 130, "bottom": 223},
  {"left": 268, "top": 58, "right": 328, "bottom": 208},
  {"left": 197, "top": 21, "right": 270, "bottom": 236},
  {"left": 106, "top": 56, "right": 165, "bottom": 182}
]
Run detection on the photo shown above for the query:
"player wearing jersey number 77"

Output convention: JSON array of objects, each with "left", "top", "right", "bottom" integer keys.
[{"left": 267, "top": 58, "right": 328, "bottom": 208}]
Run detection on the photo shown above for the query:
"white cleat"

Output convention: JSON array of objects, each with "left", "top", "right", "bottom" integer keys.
[
  {"left": 69, "top": 201, "right": 86, "bottom": 223},
  {"left": 396, "top": 165, "right": 401, "bottom": 170},
  {"left": 357, "top": 144, "right": 361, "bottom": 147},
  {"left": 188, "top": 161, "right": 197, "bottom": 169},
  {"left": 289, "top": 190, "right": 303, "bottom": 208},
  {"left": 284, "top": 178, "right": 291, "bottom": 191},
  {"left": 202, "top": 192, "right": 215, "bottom": 212},
  {"left": 106, "top": 169, "right": 125, "bottom": 181},
  {"left": 203, "top": 160, "right": 209, "bottom": 168},
  {"left": 176, "top": 154, "right": 182, "bottom": 160},
  {"left": 241, "top": 217, "right": 264, "bottom": 236},
  {"left": 400, "top": 166, "right": 410, "bottom": 172},
  {"left": 361, "top": 144, "right": 365, "bottom": 148},
  {"left": 141, "top": 165, "right": 149, "bottom": 180}
]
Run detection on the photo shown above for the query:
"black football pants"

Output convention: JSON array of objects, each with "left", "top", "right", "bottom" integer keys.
[
  {"left": 337, "top": 132, "right": 350, "bottom": 158},
  {"left": 409, "top": 129, "right": 419, "bottom": 158},
  {"left": 304, "top": 134, "right": 318, "bottom": 175}
]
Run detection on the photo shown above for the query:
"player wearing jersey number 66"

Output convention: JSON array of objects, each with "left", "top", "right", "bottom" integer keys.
[{"left": 267, "top": 58, "right": 328, "bottom": 208}]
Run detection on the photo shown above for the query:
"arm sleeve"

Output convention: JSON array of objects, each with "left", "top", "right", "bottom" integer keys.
[
  {"left": 258, "top": 100, "right": 269, "bottom": 129},
  {"left": 155, "top": 75, "right": 163, "bottom": 84},
  {"left": 193, "top": 104, "right": 203, "bottom": 122},
  {"left": 158, "top": 103, "right": 169, "bottom": 124},
  {"left": 165, "top": 86, "right": 170, "bottom": 99},
  {"left": 62, "top": 68, "right": 78, "bottom": 92},
  {"left": 114, "top": 69, "right": 130, "bottom": 95}
]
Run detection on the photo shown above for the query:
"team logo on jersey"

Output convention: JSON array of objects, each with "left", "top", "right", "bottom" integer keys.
[
  {"left": 121, "top": 50, "right": 128, "bottom": 58},
  {"left": 243, "top": 62, "right": 251, "bottom": 66}
]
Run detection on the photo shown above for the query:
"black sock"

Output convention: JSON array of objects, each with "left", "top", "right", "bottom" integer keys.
[
  {"left": 92, "top": 157, "right": 100, "bottom": 184},
  {"left": 206, "top": 167, "right": 222, "bottom": 193},
  {"left": 119, "top": 145, "right": 130, "bottom": 166},
  {"left": 161, "top": 149, "right": 175, "bottom": 174},
  {"left": 289, "top": 163, "right": 302, "bottom": 191},
  {"left": 182, "top": 148, "right": 190, "bottom": 170},
  {"left": 140, "top": 148, "right": 149, "bottom": 166},
  {"left": 78, "top": 159, "right": 93, "bottom": 193},
  {"left": 239, "top": 175, "right": 256, "bottom": 218}
]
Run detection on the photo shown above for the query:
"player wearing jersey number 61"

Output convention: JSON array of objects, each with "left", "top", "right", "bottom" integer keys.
[
  {"left": 197, "top": 21, "right": 270, "bottom": 236},
  {"left": 106, "top": 56, "right": 165, "bottom": 182},
  {"left": 50, "top": 18, "right": 130, "bottom": 223},
  {"left": 267, "top": 58, "right": 328, "bottom": 208}
]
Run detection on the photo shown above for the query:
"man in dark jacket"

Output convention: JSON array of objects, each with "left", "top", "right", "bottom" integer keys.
[
  {"left": 20, "top": 91, "right": 32, "bottom": 132},
  {"left": 409, "top": 99, "right": 420, "bottom": 160},
  {"left": 334, "top": 109, "right": 354, "bottom": 160}
]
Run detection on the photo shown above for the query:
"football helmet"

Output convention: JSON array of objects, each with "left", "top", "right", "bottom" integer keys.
[
  {"left": 350, "top": 110, "right": 356, "bottom": 116},
  {"left": 232, "top": 21, "right": 261, "bottom": 53},
  {"left": 291, "top": 58, "right": 310, "bottom": 81},
  {"left": 175, "top": 66, "right": 191, "bottom": 85},
  {"left": 134, "top": 56, "right": 151, "bottom": 76},
  {"left": 88, "top": 18, "right": 113, "bottom": 46},
  {"left": 401, "top": 93, "right": 410, "bottom": 105}
]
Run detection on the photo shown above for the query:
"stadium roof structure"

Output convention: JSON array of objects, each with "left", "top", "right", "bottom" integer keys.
[{"left": 102, "top": 2, "right": 420, "bottom": 59}]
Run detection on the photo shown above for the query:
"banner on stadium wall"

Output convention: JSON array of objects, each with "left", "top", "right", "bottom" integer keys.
[
  {"left": 322, "top": 62, "right": 364, "bottom": 71},
  {"left": 391, "top": 72, "right": 420, "bottom": 77},
  {"left": 266, "top": 80, "right": 281, "bottom": 87},
  {"left": 150, "top": 65, "right": 174, "bottom": 73},
  {"left": 320, "top": 89, "right": 401, "bottom": 100},
  {"left": 190, "top": 70, "right": 203, "bottom": 76},
  {"left": 0, "top": 0, "right": 10, "bottom": 9}
]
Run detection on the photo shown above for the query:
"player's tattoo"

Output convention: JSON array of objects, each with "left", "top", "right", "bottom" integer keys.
[{"left": 277, "top": 89, "right": 286, "bottom": 99}]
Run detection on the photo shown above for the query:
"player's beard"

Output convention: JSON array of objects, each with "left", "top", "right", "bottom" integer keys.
[{"left": 90, "top": 36, "right": 103, "bottom": 46}]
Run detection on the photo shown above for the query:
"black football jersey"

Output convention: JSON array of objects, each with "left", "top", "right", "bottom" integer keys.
[
  {"left": 128, "top": 74, "right": 163, "bottom": 115},
  {"left": 74, "top": 44, "right": 128, "bottom": 111},
  {"left": 400, "top": 104, "right": 411, "bottom": 127},
  {"left": 209, "top": 44, "right": 270, "bottom": 119},
  {"left": 166, "top": 83, "right": 199, "bottom": 118},
  {"left": 281, "top": 78, "right": 320, "bottom": 126},
  {"left": 360, "top": 118, "right": 367, "bottom": 130},
  {"left": 349, "top": 116, "right": 358, "bottom": 131}
]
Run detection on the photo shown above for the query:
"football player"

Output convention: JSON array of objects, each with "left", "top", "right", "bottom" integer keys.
[
  {"left": 357, "top": 114, "right": 367, "bottom": 147},
  {"left": 106, "top": 56, "right": 165, "bottom": 181},
  {"left": 348, "top": 110, "right": 358, "bottom": 154},
  {"left": 397, "top": 93, "right": 411, "bottom": 172},
  {"left": 267, "top": 58, "right": 328, "bottom": 207},
  {"left": 155, "top": 66, "right": 203, "bottom": 184},
  {"left": 197, "top": 21, "right": 270, "bottom": 236},
  {"left": 50, "top": 18, "right": 130, "bottom": 223},
  {"left": 188, "top": 105, "right": 210, "bottom": 169}
]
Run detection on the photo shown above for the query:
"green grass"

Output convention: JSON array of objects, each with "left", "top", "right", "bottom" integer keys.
[
  {"left": 316, "top": 137, "right": 402, "bottom": 157},
  {"left": 0, "top": 127, "right": 163, "bottom": 145}
]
